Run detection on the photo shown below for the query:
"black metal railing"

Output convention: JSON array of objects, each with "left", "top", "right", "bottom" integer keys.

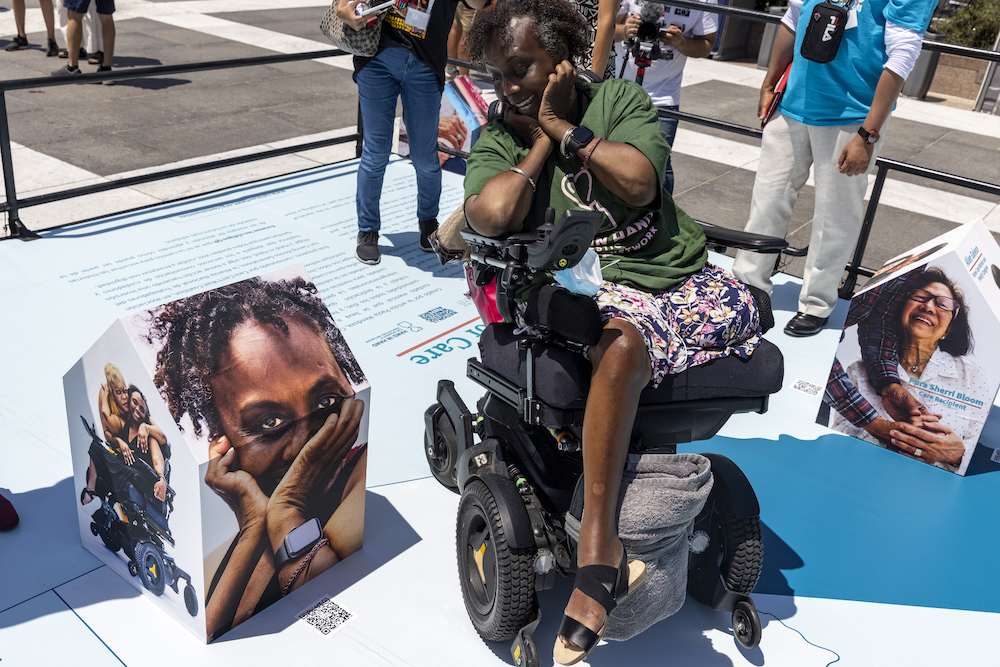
[
  {"left": 2, "top": 2, "right": 1000, "bottom": 301},
  {"left": 0, "top": 49, "right": 361, "bottom": 240}
]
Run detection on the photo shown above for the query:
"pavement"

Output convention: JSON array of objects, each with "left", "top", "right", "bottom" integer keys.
[{"left": 2, "top": 0, "right": 1000, "bottom": 287}]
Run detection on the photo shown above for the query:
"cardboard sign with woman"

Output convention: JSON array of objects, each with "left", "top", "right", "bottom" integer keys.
[{"left": 818, "top": 220, "right": 1000, "bottom": 476}]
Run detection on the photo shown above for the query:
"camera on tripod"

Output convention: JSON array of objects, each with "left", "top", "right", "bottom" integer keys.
[{"left": 621, "top": 3, "right": 670, "bottom": 84}]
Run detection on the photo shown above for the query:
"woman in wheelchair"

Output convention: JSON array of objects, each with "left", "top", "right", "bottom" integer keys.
[
  {"left": 82, "top": 364, "right": 168, "bottom": 505},
  {"left": 117, "top": 386, "right": 169, "bottom": 502},
  {"left": 463, "top": 1, "right": 762, "bottom": 663}
]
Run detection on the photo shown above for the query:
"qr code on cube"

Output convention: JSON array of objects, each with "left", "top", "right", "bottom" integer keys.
[
  {"left": 419, "top": 307, "right": 457, "bottom": 323},
  {"left": 299, "top": 597, "right": 355, "bottom": 636},
  {"left": 791, "top": 378, "right": 822, "bottom": 397}
]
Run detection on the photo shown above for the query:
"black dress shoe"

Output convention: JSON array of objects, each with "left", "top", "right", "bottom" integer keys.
[{"left": 783, "top": 312, "right": 829, "bottom": 337}]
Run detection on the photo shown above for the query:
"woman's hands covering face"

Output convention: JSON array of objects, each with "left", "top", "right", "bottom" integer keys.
[
  {"left": 206, "top": 436, "right": 269, "bottom": 529},
  {"left": 504, "top": 108, "right": 548, "bottom": 147},
  {"left": 537, "top": 59, "right": 578, "bottom": 135},
  {"left": 267, "top": 398, "right": 364, "bottom": 527}
]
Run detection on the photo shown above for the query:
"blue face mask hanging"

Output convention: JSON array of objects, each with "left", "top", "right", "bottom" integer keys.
[{"left": 800, "top": 0, "right": 854, "bottom": 63}]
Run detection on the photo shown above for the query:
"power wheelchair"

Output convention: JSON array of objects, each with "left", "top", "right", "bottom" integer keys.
[
  {"left": 423, "top": 209, "right": 787, "bottom": 666},
  {"left": 81, "top": 416, "right": 198, "bottom": 617}
]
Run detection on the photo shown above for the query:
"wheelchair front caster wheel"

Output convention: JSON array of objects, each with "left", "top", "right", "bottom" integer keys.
[
  {"left": 184, "top": 584, "right": 199, "bottom": 617},
  {"left": 511, "top": 632, "right": 539, "bottom": 667},
  {"left": 732, "top": 599, "right": 761, "bottom": 649},
  {"left": 128, "top": 561, "right": 138, "bottom": 577},
  {"left": 90, "top": 522, "right": 99, "bottom": 536},
  {"left": 426, "top": 407, "right": 459, "bottom": 491}
]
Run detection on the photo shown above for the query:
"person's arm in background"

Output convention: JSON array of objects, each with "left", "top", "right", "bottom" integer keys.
[
  {"left": 615, "top": 10, "right": 638, "bottom": 43},
  {"left": 590, "top": 0, "right": 621, "bottom": 77},
  {"left": 826, "top": 358, "right": 879, "bottom": 429},
  {"left": 660, "top": 26, "right": 714, "bottom": 58},
  {"left": 757, "top": 0, "right": 799, "bottom": 121},
  {"left": 660, "top": 0, "right": 716, "bottom": 59},
  {"left": 149, "top": 438, "right": 168, "bottom": 502},
  {"left": 838, "top": 20, "right": 924, "bottom": 176},
  {"left": 827, "top": 359, "right": 913, "bottom": 445}
]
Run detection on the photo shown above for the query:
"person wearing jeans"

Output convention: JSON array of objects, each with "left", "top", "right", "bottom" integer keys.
[
  {"left": 338, "top": 0, "right": 488, "bottom": 265},
  {"left": 355, "top": 48, "right": 444, "bottom": 262}
]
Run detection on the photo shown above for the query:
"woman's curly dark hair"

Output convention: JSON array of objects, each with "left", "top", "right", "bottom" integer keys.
[
  {"left": 465, "top": 0, "right": 590, "bottom": 68},
  {"left": 145, "top": 277, "right": 365, "bottom": 439},
  {"left": 896, "top": 267, "right": 973, "bottom": 357}
]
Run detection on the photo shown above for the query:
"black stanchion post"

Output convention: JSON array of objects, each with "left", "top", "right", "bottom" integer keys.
[
  {"left": 839, "top": 162, "right": 888, "bottom": 299},
  {"left": 0, "top": 92, "right": 39, "bottom": 240},
  {"left": 0, "top": 93, "right": 39, "bottom": 241}
]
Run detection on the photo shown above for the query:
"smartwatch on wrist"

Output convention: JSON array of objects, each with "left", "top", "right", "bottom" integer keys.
[
  {"left": 274, "top": 517, "right": 323, "bottom": 571},
  {"left": 563, "top": 125, "right": 595, "bottom": 158},
  {"left": 858, "top": 126, "right": 880, "bottom": 145}
]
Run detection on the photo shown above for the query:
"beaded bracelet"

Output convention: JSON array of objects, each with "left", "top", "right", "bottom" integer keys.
[
  {"left": 509, "top": 167, "right": 536, "bottom": 192},
  {"left": 281, "top": 537, "right": 330, "bottom": 596},
  {"left": 581, "top": 137, "right": 602, "bottom": 171}
]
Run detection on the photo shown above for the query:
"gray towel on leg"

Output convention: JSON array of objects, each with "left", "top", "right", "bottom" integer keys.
[{"left": 566, "top": 452, "right": 713, "bottom": 642}]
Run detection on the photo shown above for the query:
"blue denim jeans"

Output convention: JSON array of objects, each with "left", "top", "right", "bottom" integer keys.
[
  {"left": 659, "top": 105, "right": 679, "bottom": 195},
  {"left": 356, "top": 47, "right": 442, "bottom": 233}
]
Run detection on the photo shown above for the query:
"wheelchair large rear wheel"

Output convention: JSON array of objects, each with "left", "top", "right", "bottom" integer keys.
[
  {"left": 689, "top": 500, "right": 763, "bottom": 605},
  {"left": 136, "top": 541, "right": 167, "bottom": 596},
  {"left": 456, "top": 479, "right": 535, "bottom": 641},
  {"left": 426, "top": 408, "right": 459, "bottom": 490},
  {"left": 719, "top": 506, "right": 762, "bottom": 595}
]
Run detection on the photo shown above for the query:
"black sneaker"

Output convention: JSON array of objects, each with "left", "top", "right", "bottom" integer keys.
[
  {"left": 356, "top": 230, "right": 380, "bottom": 265},
  {"left": 46, "top": 39, "right": 59, "bottom": 57},
  {"left": 94, "top": 65, "right": 114, "bottom": 85},
  {"left": 51, "top": 65, "right": 82, "bottom": 78},
  {"left": 5, "top": 36, "right": 29, "bottom": 52},
  {"left": 418, "top": 218, "right": 438, "bottom": 252}
]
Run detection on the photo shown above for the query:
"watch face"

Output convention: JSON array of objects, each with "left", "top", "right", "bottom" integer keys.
[
  {"left": 285, "top": 517, "right": 323, "bottom": 557},
  {"left": 572, "top": 126, "right": 594, "bottom": 147}
]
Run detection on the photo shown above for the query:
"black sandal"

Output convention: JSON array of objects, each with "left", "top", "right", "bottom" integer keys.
[
  {"left": 88, "top": 50, "right": 104, "bottom": 65},
  {"left": 553, "top": 552, "right": 647, "bottom": 665}
]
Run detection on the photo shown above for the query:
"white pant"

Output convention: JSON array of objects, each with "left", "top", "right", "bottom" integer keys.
[
  {"left": 732, "top": 113, "right": 888, "bottom": 318},
  {"left": 58, "top": 3, "right": 103, "bottom": 54}
]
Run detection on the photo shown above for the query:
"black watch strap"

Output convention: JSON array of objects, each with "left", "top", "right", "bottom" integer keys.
[{"left": 858, "top": 126, "right": 879, "bottom": 144}]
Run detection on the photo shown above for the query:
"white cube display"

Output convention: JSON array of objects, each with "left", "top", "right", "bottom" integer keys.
[{"left": 64, "top": 265, "right": 370, "bottom": 641}]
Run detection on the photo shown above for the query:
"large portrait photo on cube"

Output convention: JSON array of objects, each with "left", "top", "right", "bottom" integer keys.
[
  {"left": 817, "top": 225, "right": 1000, "bottom": 476},
  {"left": 65, "top": 264, "right": 370, "bottom": 643}
]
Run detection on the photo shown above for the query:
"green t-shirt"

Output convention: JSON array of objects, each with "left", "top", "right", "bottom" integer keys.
[{"left": 464, "top": 77, "right": 707, "bottom": 294}]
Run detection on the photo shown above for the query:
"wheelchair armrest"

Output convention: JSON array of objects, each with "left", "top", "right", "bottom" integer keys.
[{"left": 697, "top": 221, "right": 787, "bottom": 253}]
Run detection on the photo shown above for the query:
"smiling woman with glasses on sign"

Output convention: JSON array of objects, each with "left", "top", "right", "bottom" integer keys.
[{"left": 830, "top": 267, "right": 988, "bottom": 473}]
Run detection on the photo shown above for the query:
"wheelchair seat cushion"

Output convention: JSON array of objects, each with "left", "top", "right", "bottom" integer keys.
[{"left": 479, "top": 324, "right": 782, "bottom": 410}]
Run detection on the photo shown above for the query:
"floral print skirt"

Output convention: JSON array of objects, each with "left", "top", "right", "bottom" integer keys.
[{"left": 592, "top": 263, "right": 761, "bottom": 387}]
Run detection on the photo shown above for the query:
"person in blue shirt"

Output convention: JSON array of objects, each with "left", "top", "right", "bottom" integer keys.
[{"left": 732, "top": 0, "right": 936, "bottom": 337}]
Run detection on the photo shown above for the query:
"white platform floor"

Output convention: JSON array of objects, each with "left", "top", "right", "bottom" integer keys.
[{"left": 1, "top": 157, "right": 999, "bottom": 667}]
